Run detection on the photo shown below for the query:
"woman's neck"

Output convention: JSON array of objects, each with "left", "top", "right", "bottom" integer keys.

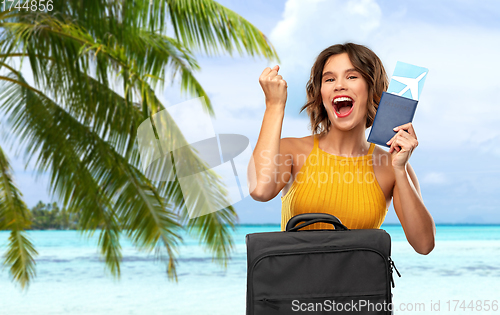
[{"left": 319, "top": 125, "right": 370, "bottom": 157}]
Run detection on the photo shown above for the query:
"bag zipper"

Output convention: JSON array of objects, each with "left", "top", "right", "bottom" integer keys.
[
  {"left": 388, "top": 256, "right": 402, "bottom": 288},
  {"left": 247, "top": 247, "right": 394, "bottom": 315}
]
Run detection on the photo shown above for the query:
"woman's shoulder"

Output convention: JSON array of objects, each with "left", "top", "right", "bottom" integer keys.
[
  {"left": 372, "top": 144, "right": 396, "bottom": 191},
  {"left": 373, "top": 145, "right": 392, "bottom": 165},
  {"left": 372, "top": 144, "right": 392, "bottom": 168},
  {"left": 281, "top": 135, "right": 315, "bottom": 155}
]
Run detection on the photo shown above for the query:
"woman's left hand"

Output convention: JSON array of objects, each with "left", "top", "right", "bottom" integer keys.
[{"left": 386, "top": 122, "right": 419, "bottom": 170}]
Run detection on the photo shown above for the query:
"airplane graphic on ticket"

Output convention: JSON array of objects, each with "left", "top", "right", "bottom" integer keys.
[{"left": 387, "top": 61, "right": 428, "bottom": 101}]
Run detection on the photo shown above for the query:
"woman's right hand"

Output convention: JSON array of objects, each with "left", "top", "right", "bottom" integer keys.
[
  {"left": 250, "top": 65, "right": 291, "bottom": 202},
  {"left": 259, "top": 65, "right": 288, "bottom": 109}
]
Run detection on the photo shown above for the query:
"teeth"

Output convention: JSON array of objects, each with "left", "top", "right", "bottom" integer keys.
[{"left": 333, "top": 96, "right": 353, "bottom": 104}]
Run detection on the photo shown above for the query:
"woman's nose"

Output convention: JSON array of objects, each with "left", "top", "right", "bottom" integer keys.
[{"left": 334, "top": 78, "right": 346, "bottom": 92}]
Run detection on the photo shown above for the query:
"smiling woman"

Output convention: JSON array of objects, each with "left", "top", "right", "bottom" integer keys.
[{"left": 248, "top": 43, "right": 436, "bottom": 255}]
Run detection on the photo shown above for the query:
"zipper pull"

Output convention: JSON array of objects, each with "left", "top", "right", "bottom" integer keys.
[
  {"left": 391, "top": 258, "right": 401, "bottom": 277},
  {"left": 261, "top": 298, "right": 280, "bottom": 310},
  {"left": 388, "top": 257, "right": 400, "bottom": 288},
  {"left": 389, "top": 263, "right": 395, "bottom": 288}
]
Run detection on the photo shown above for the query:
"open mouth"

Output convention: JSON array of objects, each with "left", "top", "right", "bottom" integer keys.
[{"left": 333, "top": 96, "right": 354, "bottom": 117}]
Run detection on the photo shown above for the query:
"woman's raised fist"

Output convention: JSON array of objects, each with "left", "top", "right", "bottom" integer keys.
[{"left": 258, "top": 65, "right": 288, "bottom": 109}]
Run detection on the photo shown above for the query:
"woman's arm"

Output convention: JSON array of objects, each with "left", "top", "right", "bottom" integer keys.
[
  {"left": 392, "top": 163, "right": 436, "bottom": 255},
  {"left": 248, "top": 65, "right": 292, "bottom": 202},
  {"left": 387, "top": 122, "right": 436, "bottom": 255}
]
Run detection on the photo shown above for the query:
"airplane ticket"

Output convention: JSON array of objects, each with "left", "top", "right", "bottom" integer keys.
[{"left": 387, "top": 61, "right": 428, "bottom": 101}]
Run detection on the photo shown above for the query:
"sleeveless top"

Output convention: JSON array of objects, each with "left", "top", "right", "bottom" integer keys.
[{"left": 281, "top": 134, "right": 388, "bottom": 231}]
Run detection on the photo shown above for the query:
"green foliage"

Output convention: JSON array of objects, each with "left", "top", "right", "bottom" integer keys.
[
  {"left": 0, "top": 0, "right": 279, "bottom": 289},
  {"left": 26, "top": 201, "right": 80, "bottom": 230},
  {"left": 0, "top": 146, "right": 38, "bottom": 289}
]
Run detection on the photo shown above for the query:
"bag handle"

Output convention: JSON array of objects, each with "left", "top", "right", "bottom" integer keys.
[{"left": 286, "top": 213, "right": 349, "bottom": 232}]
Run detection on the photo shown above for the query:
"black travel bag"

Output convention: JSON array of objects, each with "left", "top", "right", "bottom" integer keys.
[{"left": 246, "top": 213, "right": 401, "bottom": 315}]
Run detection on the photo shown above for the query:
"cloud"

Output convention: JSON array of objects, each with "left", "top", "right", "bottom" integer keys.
[
  {"left": 266, "top": 0, "right": 383, "bottom": 115},
  {"left": 270, "top": 0, "right": 382, "bottom": 68},
  {"left": 421, "top": 172, "right": 448, "bottom": 185}
]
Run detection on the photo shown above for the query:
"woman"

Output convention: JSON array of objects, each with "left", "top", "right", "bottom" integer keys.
[{"left": 248, "top": 43, "right": 435, "bottom": 255}]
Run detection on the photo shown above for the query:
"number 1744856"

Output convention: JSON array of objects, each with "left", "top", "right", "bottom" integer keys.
[{"left": 1, "top": 0, "right": 53, "bottom": 12}]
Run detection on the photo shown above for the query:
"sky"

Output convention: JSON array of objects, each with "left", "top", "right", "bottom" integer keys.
[{"left": 2, "top": 0, "right": 500, "bottom": 224}]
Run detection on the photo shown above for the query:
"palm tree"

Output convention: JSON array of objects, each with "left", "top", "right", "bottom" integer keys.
[{"left": 0, "top": 0, "right": 278, "bottom": 289}]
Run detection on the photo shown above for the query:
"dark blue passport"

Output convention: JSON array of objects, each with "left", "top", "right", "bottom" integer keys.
[{"left": 367, "top": 92, "right": 418, "bottom": 148}]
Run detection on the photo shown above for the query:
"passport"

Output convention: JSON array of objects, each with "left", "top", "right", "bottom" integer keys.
[
  {"left": 368, "top": 62, "right": 428, "bottom": 148},
  {"left": 367, "top": 92, "right": 418, "bottom": 147}
]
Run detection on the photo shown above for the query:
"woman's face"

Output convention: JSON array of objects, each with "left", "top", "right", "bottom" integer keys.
[{"left": 320, "top": 53, "right": 369, "bottom": 131}]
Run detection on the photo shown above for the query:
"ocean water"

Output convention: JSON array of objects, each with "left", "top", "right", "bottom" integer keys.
[{"left": 1, "top": 225, "right": 500, "bottom": 314}]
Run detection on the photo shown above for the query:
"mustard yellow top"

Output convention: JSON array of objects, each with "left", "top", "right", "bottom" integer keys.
[{"left": 281, "top": 134, "right": 388, "bottom": 231}]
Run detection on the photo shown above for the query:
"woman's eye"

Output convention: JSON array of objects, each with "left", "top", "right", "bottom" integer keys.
[
  {"left": 348, "top": 76, "right": 357, "bottom": 79},
  {"left": 325, "top": 78, "right": 334, "bottom": 82}
]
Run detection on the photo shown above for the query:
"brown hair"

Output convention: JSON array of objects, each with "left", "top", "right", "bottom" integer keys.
[{"left": 300, "top": 43, "right": 388, "bottom": 134}]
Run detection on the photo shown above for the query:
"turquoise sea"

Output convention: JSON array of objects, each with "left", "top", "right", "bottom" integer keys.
[{"left": 1, "top": 225, "right": 500, "bottom": 314}]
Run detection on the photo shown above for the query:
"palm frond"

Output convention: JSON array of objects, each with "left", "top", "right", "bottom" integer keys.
[
  {"left": 0, "top": 0, "right": 281, "bottom": 288},
  {"left": 52, "top": 0, "right": 279, "bottom": 61},
  {"left": 1, "top": 13, "right": 214, "bottom": 115},
  {"left": 0, "top": 146, "right": 37, "bottom": 289},
  {"left": 0, "top": 70, "right": 183, "bottom": 278},
  {"left": 165, "top": 0, "right": 279, "bottom": 60}
]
